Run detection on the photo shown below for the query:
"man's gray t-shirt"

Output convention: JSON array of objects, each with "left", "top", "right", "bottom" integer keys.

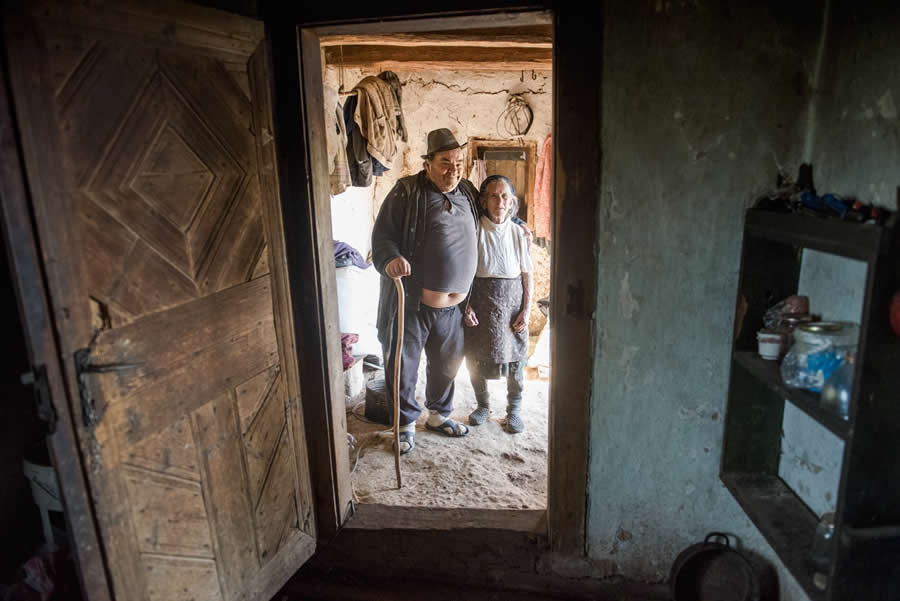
[{"left": 420, "top": 181, "right": 477, "bottom": 293}]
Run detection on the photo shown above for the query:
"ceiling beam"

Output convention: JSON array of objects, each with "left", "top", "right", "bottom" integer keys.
[
  {"left": 323, "top": 45, "right": 552, "bottom": 71},
  {"left": 319, "top": 25, "right": 552, "bottom": 48}
]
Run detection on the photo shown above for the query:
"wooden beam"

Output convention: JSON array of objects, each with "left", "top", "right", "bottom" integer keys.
[
  {"left": 304, "top": 10, "right": 552, "bottom": 36},
  {"left": 346, "top": 504, "right": 547, "bottom": 534},
  {"left": 319, "top": 25, "right": 552, "bottom": 48},
  {"left": 324, "top": 45, "right": 552, "bottom": 71}
]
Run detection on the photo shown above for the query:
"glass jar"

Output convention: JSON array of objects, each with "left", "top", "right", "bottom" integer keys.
[
  {"left": 780, "top": 322, "right": 859, "bottom": 392},
  {"left": 778, "top": 312, "right": 818, "bottom": 349}
]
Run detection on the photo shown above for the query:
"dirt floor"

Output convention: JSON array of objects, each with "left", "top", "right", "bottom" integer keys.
[{"left": 346, "top": 356, "right": 549, "bottom": 509}]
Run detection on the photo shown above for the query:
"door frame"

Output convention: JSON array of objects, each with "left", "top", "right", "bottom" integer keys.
[
  {"left": 269, "top": 4, "right": 598, "bottom": 555},
  {"left": 0, "top": 38, "right": 114, "bottom": 601}
]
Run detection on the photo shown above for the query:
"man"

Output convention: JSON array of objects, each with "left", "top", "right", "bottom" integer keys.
[{"left": 372, "top": 128, "right": 478, "bottom": 455}]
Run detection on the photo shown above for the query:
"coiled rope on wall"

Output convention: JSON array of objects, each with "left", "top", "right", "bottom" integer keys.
[{"left": 497, "top": 93, "right": 534, "bottom": 137}]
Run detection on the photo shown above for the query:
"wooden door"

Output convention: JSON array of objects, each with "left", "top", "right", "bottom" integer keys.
[{"left": 4, "top": 2, "right": 318, "bottom": 600}]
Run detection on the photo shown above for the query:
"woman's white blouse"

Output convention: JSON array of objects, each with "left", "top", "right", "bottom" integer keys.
[{"left": 475, "top": 215, "right": 533, "bottom": 278}]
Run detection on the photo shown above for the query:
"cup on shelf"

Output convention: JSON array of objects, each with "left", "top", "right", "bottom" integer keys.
[{"left": 756, "top": 329, "right": 786, "bottom": 360}]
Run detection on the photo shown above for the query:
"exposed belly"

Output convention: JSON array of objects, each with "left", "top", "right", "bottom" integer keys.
[{"left": 421, "top": 288, "right": 467, "bottom": 308}]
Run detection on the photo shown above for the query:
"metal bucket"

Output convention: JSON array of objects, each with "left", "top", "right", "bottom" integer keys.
[{"left": 669, "top": 533, "right": 760, "bottom": 601}]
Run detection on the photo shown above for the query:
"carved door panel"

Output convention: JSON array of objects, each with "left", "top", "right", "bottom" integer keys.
[{"left": 5, "top": 2, "right": 317, "bottom": 600}]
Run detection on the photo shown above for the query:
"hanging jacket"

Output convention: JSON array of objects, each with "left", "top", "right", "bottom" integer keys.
[{"left": 343, "top": 94, "right": 389, "bottom": 187}]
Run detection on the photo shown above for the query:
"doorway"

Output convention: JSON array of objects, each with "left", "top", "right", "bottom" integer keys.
[
  {"left": 320, "top": 51, "right": 553, "bottom": 510},
  {"left": 288, "top": 9, "right": 588, "bottom": 537}
]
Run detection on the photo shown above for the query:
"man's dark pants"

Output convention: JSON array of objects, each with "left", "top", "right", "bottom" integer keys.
[{"left": 384, "top": 303, "right": 464, "bottom": 426}]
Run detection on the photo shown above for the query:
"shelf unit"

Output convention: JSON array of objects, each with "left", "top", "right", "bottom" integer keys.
[{"left": 721, "top": 208, "right": 900, "bottom": 601}]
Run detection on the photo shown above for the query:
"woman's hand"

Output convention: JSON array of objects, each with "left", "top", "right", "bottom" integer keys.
[
  {"left": 464, "top": 307, "right": 479, "bottom": 327},
  {"left": 512, "top": 309, "right": 529, "bottom": 333}
]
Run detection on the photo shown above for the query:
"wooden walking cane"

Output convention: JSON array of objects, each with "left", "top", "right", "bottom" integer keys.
[{"left": 391, "top": 276, "right": 404, "bottom": 489}]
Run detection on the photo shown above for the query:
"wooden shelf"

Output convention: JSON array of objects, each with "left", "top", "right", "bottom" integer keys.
[
  {"left": 721, "top": 472, "right": 826, "bottom": 601},
  {"left": 744, "top": 209, "right": 885, "bottom": 261},
  {"left": 733, "top": 351, "right": 851, "bottom": 440},
  {"left": 724, "top": 204, "right": 900, "bottom": 599}
]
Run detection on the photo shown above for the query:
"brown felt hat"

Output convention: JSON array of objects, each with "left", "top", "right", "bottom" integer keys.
[{"left": 421, "top": 128, "right": 467, "bottom": 159}]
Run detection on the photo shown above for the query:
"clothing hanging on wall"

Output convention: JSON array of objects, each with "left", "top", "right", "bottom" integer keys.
[
  {"left": 343, "top": 94, "right": 388, "bottom": 187},
  {"left": 377, "top": 71, "right": 407, "bottom": 144},
  {"left": 352, "top": 75, "right": 399, "bottom": 167},
  {"left": 533, "top": 134, "right": 553, "bottom": 240},
  {"left": 324, "top": 85, "right": 351, "bottom": 195},
  {"left": 469, "top": 158, "right": 487, "bottom": 191}
]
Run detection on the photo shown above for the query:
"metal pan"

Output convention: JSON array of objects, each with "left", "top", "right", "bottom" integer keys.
[{"left": 669, "top": 532, "right": 760, "bottom": 601}]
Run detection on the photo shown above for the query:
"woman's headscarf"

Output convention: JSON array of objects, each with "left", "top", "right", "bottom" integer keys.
[{"left": 478, "top": 175, "right": 519, "bottom": 221}]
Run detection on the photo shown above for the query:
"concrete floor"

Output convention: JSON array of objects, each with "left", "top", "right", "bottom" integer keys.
[{"left": 346, "top": 357, "right": 549, "bottom": 509}]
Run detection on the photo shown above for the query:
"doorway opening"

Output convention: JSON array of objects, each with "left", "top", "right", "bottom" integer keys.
[{"left": 310, "top": 19, "right": 554, "bottom": 514}]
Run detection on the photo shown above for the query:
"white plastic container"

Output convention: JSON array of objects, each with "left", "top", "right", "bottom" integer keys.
[{"left": 756, "top": 329, "right": 786, "bottom": 360}]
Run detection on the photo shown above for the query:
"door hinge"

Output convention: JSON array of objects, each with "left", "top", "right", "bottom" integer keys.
[
  {"left": 74, "top": 347, "right": 143, "bottom": 428},
  {"left": 21, "top": 364, "right": 56, "bottom": 434}
]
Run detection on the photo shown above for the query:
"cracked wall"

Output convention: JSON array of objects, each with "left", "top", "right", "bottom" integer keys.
[{"left": 323, "top": 66, "right": 552, "bottom": 260}]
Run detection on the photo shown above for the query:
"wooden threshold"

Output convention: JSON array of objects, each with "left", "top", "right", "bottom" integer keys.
[{"left": 347, "top": 503, "right": 547, "bottom": 534}]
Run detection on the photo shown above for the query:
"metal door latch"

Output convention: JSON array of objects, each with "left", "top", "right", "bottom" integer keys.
[
  {"left": 74, "top": 347, "right": 143, "bottom": 428},
  {"left": 21, "top": 365, "right": 55, "bottom": 434}
]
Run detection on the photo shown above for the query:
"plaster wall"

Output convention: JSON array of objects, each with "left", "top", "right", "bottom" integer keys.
[
  {"left": 588, "top": 2, "right": 826, "bottom": 599},
  {"left": 778, "top": 0, "right": 900, "bottom": 562},
  {"left": 323, "top": 65, "right": 552, "bottom": 247}
]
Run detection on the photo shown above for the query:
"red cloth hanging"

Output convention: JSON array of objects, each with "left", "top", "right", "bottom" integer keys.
[{"left": 533, "top": 134, "right": 553, "bottom": 239}]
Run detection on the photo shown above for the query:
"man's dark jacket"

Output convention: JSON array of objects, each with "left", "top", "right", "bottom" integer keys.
[{"left": 371, "top": 170, "right": 479, "bottom": 354}]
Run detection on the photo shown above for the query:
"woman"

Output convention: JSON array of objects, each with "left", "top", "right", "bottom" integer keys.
[{"left": 463, "top": 175, "right": 533, "bottom": 433}]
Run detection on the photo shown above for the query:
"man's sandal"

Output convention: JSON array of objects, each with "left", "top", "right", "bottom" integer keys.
[
  {"left": 394, "top": 430, "right": 416, "bottom": 455},
  {"left": 425, "top": 417, "right": 469, "bottom": 437}
]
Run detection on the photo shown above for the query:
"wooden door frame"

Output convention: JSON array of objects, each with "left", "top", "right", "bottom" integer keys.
[{"left": 269, "top": 5, "right": 598, "bottom": 555}]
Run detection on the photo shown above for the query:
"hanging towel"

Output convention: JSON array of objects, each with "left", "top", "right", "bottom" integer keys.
[{"left": 533, "top": 134, "right": 553, "bottom": 239}]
